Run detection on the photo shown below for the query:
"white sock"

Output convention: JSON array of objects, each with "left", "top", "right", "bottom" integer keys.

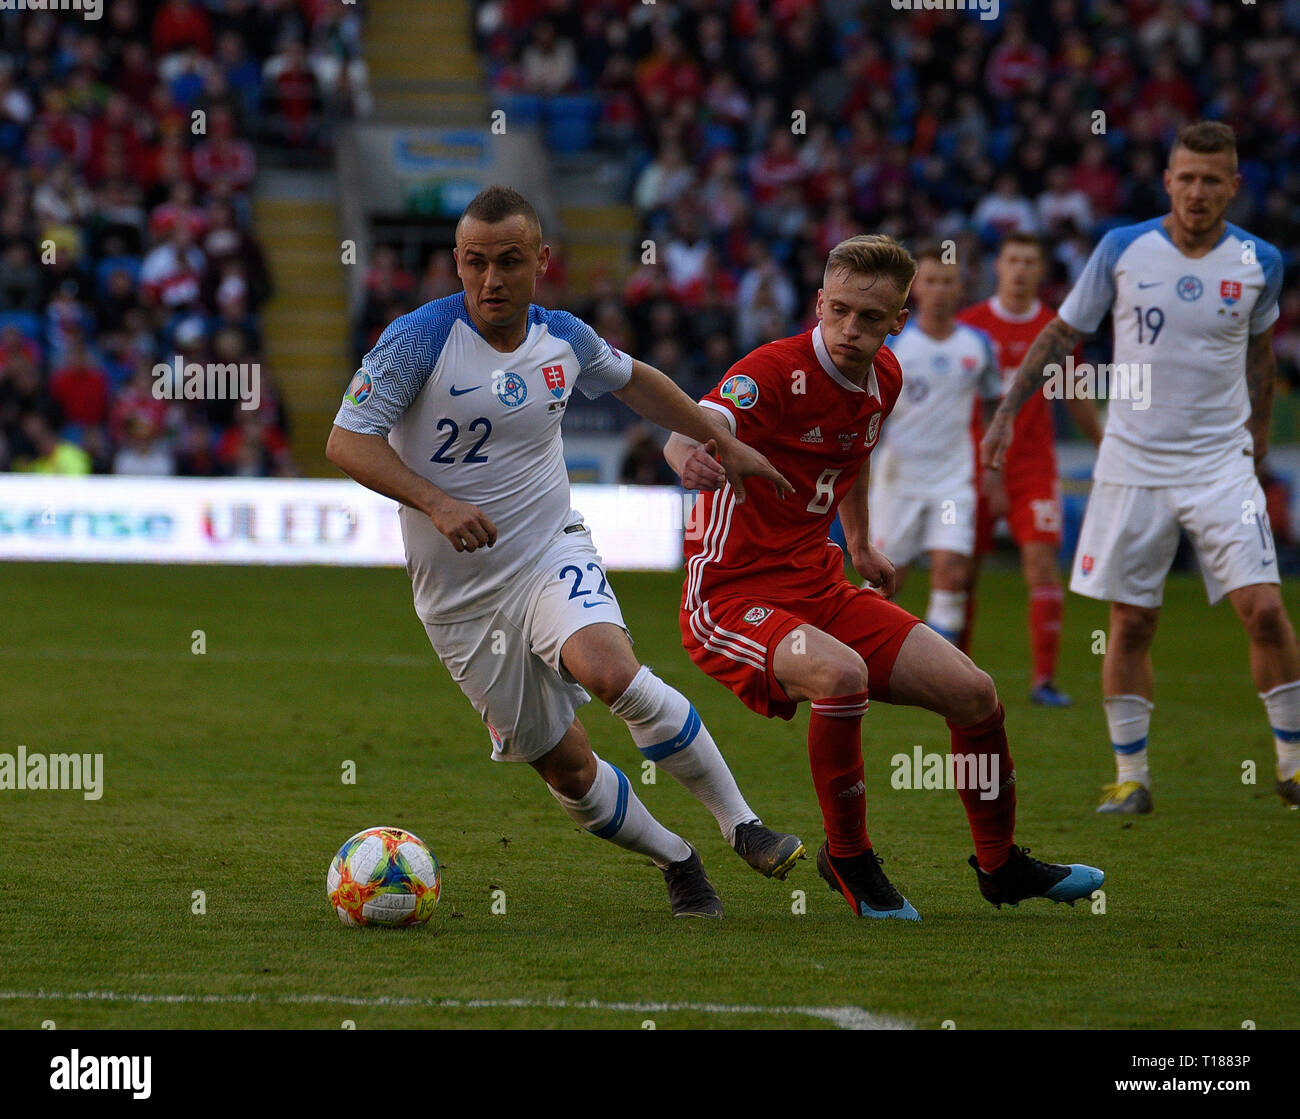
[
  {"left": 610, "top": 665, "right": 756, "bottom": 845},
  {"left": 548, "top": 756, "right": 690, "bottom": 868},
  {"left": 1104, "top": 694, "right": 1153, "bottom": 786},
  {"left": 1260, "top": 679, "right": 1300, "bottom": 781},
  {"left": 927, "top": 589, "right": 967, "bottom": 645}
]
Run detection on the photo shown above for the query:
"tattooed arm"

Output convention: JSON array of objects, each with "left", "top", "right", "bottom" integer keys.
[
  {"left": 980, "top": 316, "right": 1085, "bottom": 469},
  {"left": 1246, "top": 326, "right": 1276, "bottom": 464}
]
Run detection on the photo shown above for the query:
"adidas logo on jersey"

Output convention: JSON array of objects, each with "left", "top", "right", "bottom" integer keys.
[{"left": 800, "top": 426, "right": 824, "bottom": 443}]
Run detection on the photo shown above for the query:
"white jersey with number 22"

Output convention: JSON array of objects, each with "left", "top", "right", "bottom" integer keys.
[{"left": 333, "top": 292, "right": 633, "bottom": 622}]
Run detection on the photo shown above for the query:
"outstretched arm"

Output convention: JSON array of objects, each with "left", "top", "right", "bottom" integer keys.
[
  {"left": 980, "top": 315, "right": 1085, "bottom": 468},
  {"left": 1246, "top": 326, "right": 1277, "bottom": 464},
  {"left": 616, "top": 360, "right": 791, "bottom": 501},
  {"left": 664, "top": 410, "right": 730, "bottom": 490}
]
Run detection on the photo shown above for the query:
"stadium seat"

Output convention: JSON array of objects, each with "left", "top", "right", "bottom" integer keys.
[
  {"left": 0, "top": 310, "right": 41, "bottom": 342},
  {"left": 501, "top": 92, "right": 543, "bottom": 126},
  {"left": 545, "top": 94, "right": 600, "bottom": 154},
  {"left": 96, "top": 257, "right": 143, "bottom": 295}
]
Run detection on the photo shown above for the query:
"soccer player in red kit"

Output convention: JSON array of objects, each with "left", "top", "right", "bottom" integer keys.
[
  {"left": 958, "top": 234, "right": 1102, "bottom": 704},
  {"left": 665, "top": 235, "right": 1103, "bottom": 920}
]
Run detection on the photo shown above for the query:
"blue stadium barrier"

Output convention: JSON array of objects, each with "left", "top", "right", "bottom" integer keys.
[
  {"left": 500, "top": 92, "right": 543, "bottom": 126},
  {"left": 545, "top": 94, "right": 600, "bottom": 153}
]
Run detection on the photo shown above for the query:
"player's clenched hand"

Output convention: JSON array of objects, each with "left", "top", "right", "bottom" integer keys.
[
  {"left": 681, "top": 439, "right": 727, "bottom": 491},
  {"left": 429, "top": 496, "right": 497, "bottom": 552},
  {"left": 980, "top": 414, "right": 1013, "bottom": 470},
  {"left": 715, "top": 434, "right": 793, "bottom": 504},
  {"left": 852, "top": 542, "right": 897, "bottom": 598}
]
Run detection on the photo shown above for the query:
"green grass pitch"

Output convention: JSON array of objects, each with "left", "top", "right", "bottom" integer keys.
[{"left": 0, "top": 559, "right": 1294, "bottom": 1030}]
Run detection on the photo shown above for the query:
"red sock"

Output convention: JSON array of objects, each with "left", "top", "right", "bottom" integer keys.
[
  {"left": 948, "top": 702, "right": 1016, "bottom": 871},
  {"left": 1029, "top": 583, "right": 1064, "bottom": 686},
  {"left": 808, "top": 692, "right": 870, "bottom": 857}
]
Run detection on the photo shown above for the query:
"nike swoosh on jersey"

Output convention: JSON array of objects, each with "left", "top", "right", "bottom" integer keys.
[
  {"left": 1136, "top": 281, "right": 1162, "bottom": 289},
  {"left": 449, "top": 385, "right": 480, "bottom": 396}
]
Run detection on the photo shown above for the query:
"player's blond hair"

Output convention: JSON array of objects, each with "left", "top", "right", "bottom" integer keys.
[
  {"left": 824, "top": 235, "right": 918, "bottom": 299},
  {"left": 1170, "top": 121, "right": 1238, "bottom": 172}
]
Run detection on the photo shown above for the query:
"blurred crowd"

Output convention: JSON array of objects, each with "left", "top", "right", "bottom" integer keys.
[
  {"left": 470, "top": 0, "right": 1300, "bottom": 405},
  {"left": 0, "top": 0, "right": 368, "bottom": 476}
]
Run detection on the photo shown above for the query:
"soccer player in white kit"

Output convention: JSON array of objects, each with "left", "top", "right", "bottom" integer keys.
[
  {"left": 982, "top": 122, "right": 1300, "bottom": 813},
  {"left": 326, "top": 187, "right": 805, "bottom": 915},
  {"left": 869, "top": 245, "right": 1001, "bottom": 645}
]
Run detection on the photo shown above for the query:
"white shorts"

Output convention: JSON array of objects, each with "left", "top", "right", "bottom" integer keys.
[
  {"left": 869, "top": 481, "right": 977, "bottom": 567},
  {"left": 1069, "top": 464, "right": 1278, "bottom": 608},
  {"left": 423, "top": 525, "right": 628, "bottom": 763}
]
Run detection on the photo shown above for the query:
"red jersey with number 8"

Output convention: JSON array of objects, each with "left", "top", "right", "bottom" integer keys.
[{"left": 683, "top": 325, "right": 903, "bottom": 610}]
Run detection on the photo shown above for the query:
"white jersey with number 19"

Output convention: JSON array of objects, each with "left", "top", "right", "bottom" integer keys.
[
  {"left": 332, "top": 292, "right": 633, "bottom": 623},
  {"left": 1057, "top": 217, "right": 1282, "bottom": 486}
]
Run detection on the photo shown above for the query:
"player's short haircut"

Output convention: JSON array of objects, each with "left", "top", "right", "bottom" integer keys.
[
  {"left": 824, "top": 234, "right": 918, "bottom": 298},
  {"left": 1170, "top": 121, "right": 1238, "bottom": 171},
  {"left": 457, "top": 185, "right": 543, "bottom": 247},
  {"left": 998, "top": 231, "right": 1044, "bottom": 256}
]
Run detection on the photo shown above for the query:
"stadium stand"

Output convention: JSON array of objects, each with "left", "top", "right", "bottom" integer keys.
[
  {"left": 464, "top": 0, "right": 1300, "bottom": 418},
  {"left": 7, "top": 2, "right": 1298, "bottom": 480},
  {"left": 0, "top": 0, "right": 366, "bottom": 476}
]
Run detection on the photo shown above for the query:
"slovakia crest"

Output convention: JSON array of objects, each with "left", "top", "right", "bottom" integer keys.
[
  {"left": 720, "top": 374, "right": 759, "bottom": 409},
  {"left": 1220, "top": 280, "right": 1242, "bottom": 305},
  {"left": 1081, "top": 554, "right": 1094, "bottom": 575},
  {"left": 542, "top": 363, "right": 566, "bottom": 399},
  {"left": 494, "top": 369, "right": 528, "bottom": 407},
  {"left": 961, "top": 355, "right": 978, "bottom": 372}
]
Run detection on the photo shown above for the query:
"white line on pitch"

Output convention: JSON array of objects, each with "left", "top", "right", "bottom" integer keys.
[
  {"left": 0, "top": 647, "right": 430, "bottom": 667},
  {"left": 0, "top": 990, "right": 910, "bottom": 1030}
]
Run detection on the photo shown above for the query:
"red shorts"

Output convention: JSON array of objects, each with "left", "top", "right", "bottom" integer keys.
[
  {"left": 976, "top": 471, "right": 1063, "bottom": 553},
  {"left": 680, "top": 579, "right": 923, "bottom": 720}
]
